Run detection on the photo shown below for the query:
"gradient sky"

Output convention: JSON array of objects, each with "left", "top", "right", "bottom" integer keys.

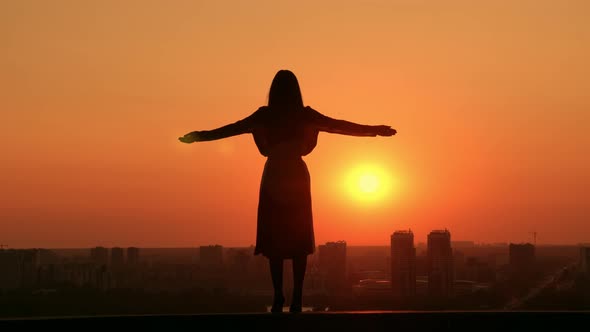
[{"left": 1, "top": 0, "right": 589, "bottom": 248}]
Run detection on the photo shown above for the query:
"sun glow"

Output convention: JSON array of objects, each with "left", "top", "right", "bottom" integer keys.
[
  {"left": 359, "top": 173, "right": 379, "bottom": 193},
  {"left": 344, "top": 164, "right": 394, "bottom": 203}
]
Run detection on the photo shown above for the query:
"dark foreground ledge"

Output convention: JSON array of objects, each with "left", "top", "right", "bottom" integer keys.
[{"left": 1, "top": 311, "right": 589, "bottom": 331}]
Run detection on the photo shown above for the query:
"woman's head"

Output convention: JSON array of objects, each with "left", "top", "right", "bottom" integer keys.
[{"left": 268, "top": 70, "right": 304, "bottom": 109}]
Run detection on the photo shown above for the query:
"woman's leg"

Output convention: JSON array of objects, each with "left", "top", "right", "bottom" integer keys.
[
  {"left": 291, "top": 255, "right": 307, "bottom": 312},
  {"left": 269, "top": 257, "right": 284, "bottom": 312}
]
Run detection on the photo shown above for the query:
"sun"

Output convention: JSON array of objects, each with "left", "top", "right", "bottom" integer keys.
[
  {"left": 344, "top": 163, "right": 393, "bottom": 203},
  {"left": 359, "top": 173, "right": 379, "bottom": 193}
]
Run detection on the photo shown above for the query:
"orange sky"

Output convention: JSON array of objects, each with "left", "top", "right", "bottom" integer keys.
[{"left": 1, "top": 1, "right": 589, "bottom": 248}]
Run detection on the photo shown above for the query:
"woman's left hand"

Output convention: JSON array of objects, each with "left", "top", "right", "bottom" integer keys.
[{"left": 178, "top": 132, "right": 201, "bottom": 143}]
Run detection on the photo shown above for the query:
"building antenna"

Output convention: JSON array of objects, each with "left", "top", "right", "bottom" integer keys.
[{"left": 530, "top": 231, "right": 537, "bottom": 246}]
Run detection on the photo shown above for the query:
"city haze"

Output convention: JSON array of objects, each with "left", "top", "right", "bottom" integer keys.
[{"left": 1, "top": 1, "right": 590, "bottom": 248}]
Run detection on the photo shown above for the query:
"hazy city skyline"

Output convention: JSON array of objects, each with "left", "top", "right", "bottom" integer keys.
[
  {"left": 3, "top": 237, "right": 587, "bottom": 315},
  {"left": 2, "top": 1, "right": 589, "bottom": 248},
  {"left": 0, "top": 233, "right": 576, "bottom": 250}
]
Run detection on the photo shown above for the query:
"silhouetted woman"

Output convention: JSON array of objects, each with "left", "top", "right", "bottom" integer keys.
[{"left": 179, "top": 70, "right": 396, "bottom": 313}]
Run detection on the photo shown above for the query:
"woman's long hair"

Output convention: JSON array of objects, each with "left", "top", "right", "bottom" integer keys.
[{"left": 268, "top": 70, "right": 304, "bottom": 109}]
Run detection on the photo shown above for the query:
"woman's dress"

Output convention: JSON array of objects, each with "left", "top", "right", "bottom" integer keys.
[{"left": 251, "top": 107, "right": 320, "bottom": 258}]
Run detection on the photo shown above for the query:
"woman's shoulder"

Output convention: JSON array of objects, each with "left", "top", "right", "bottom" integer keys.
[
  {"left": 246, "top": 106, "right": 269, "bottom": 121},
  {"left": 253, "top": 105, "right": 269, "bottom": 114},
  {"left": 302, "top": 105, "right": 327, "bottom": 121}
]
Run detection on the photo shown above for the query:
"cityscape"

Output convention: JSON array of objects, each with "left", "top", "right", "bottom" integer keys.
[{"left": 2, "top": 229, "right": 589, "bottom": 317}]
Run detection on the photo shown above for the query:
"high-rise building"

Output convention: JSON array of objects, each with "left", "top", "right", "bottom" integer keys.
[
  {"left": 90, "top": 246, "right": 109, "bottom": 266},
  {"left": 19, "top": 249, "right": 40, "bottom": 288},
  {"left": 390, "top": 230, "right": 416, "bottom": 297},
  {"left": 318, "top": 241, "right": 347, "bottom": 294},
  {"left": 427, "top": 229, "right": 453, "bottom": 297},
  {"left": 0, "top": 249, "right": 40, "bottom": 290},
  {"left": 509, "top": 243, "right": 535, "bottom": 274},
  {"left": 127, "top": 247, "right": 140, "bottom": 265},
  {"left": 0, "top": 250, "right": 20, "bottom": 290},
  {"left": 111, "top": 247, "right": 124, "bottom": 267},
  {"left": 580, "top": 246, "right": 590, "bottom": 276},
  {"left": 226, "top": 248, "right": 251, "bottom": 273},
  {"left": 200, "top": 245, "right": 224, "bottom": 270}
]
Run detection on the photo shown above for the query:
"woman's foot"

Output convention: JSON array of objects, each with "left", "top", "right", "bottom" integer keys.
[
  {"left": 270, "top": 295, "right": 285, "bottom": 313},
  {"left": 289, "top": 302, "right": 302, "bottom": 313},
  {"left": 290, "top": 289, "right": 302, "bottom": 313}
]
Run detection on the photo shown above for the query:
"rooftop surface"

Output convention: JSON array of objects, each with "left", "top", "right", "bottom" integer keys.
[{"left": 1, "top": 311, "right": 588, "bottom": 331}]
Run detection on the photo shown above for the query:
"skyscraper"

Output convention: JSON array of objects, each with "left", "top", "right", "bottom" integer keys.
[
  {"left": 90, "top": 246, "right": 109, "bottom": 266},
  {"left": 200, "top": 245, "right": 224, "bottom": 270},
  {"left": 0, "top": 250, "right": 20, "bottom": 290},
  {"left": 0, "top": 249, "right": 40, "bottom": 290},
  {"left": 427, "top": 229, "right": 453, "bottom": 297},
  {"left": 390, "top": 230, "right": 416, "bottom": 297},
  {"left": 580, "top": 246, "right": 590, "bottom": 276},
  {"left": 509, "top": 243, "right": 535, "bottom": 276},
  {"left": 509, "top": 243, "right": 535, "bottom": 266},
  {"left": 111, "top": 247, "right": 124, "bottom": 267},
  {"left": 127, "top": 247, "right": 140, "bottom": 265},
  {"left": 318, "top": 241, "right": 347, "bottom": 294}
]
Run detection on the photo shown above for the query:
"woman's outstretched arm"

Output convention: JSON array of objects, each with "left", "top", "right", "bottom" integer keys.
[
  {"left": 307, "top": 106, "right": 396, "bottom": 137},
  {"left": 179, "top": 108, "right": 264, "bottom": 143}
]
